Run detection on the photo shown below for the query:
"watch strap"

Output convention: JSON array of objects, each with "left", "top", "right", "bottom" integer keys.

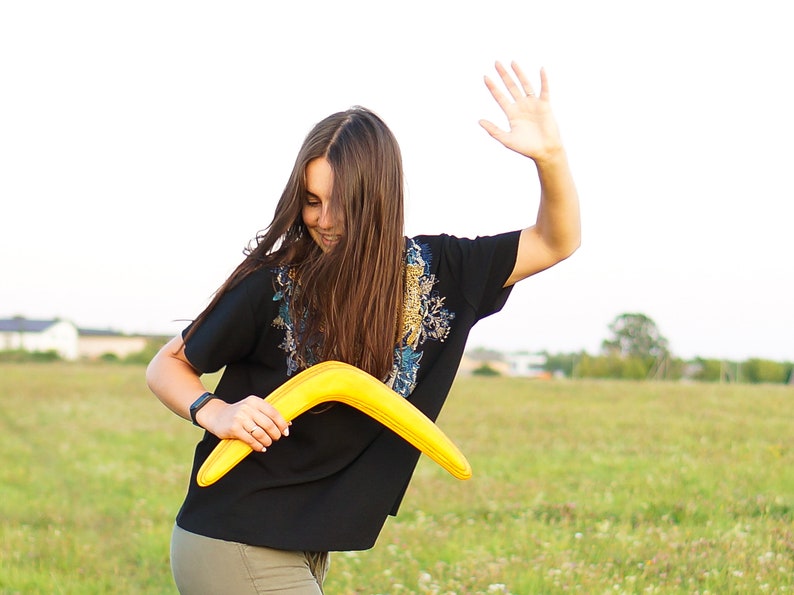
[{"left": 189, "top": 391, "right": 218, "bottom": 427}]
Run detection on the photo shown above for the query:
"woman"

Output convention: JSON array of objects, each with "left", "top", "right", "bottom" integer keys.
[{"left": 147, "top": 60, "right": 580, "bottom": 594}]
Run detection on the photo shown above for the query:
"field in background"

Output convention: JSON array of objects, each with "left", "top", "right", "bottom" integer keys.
[{"left": 1, "top": 363, "right": 793, "bottom": 594}]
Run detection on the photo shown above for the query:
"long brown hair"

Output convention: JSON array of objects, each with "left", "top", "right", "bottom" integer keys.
[{"left": 186, "top": 107, "right": 405, "bottom": 380}]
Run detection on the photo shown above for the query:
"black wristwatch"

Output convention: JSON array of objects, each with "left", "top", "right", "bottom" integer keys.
[{"left": 189, "top": 391, "right": 218, "bottom": 427}]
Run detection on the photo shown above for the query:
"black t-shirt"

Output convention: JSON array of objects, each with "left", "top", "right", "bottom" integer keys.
[{"left": 176, "top": 231, "right": 520, "bottom": 551}]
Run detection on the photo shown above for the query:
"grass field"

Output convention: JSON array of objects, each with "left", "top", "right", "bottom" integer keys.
[{"left": 1, "top": 363, "right": 792, "bottom": 594}]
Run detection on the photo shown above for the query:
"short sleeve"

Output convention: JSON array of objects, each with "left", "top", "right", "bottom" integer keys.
[
  {"left": 437, "top": 231, "right": 521, "bottom": 320},
  {"left": 182, "top": 268, "right": 275, "bottom": 373}
]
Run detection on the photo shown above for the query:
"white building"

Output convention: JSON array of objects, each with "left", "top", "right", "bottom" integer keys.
[
  {"left": 0, "top": 317, "right": 155, "bottom": 360},
  {"left": 77, "top": 329, "right": 148, "bottom": 359},
  {"left": 504, "top": 352, "right": 549, "bottom": 378},
  {"left": 460, "top": 349, "right": 549, "bottom": 378},
  {"left": 0, "top": 317, "right": 79, "bottom": 360}
]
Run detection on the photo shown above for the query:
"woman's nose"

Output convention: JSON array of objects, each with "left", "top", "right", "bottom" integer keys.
[{"left": 317, "top": 205, "right": 334, "bottom": 229}]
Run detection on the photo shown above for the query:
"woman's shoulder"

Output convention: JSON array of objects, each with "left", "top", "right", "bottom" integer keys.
[
  {"left": 220, "top": 265, "right": 282, "bottom": 311},
  {"left": 406, "top": 233, "right": 447, "bottom": 253},
  {"left": 408, "top": 231, "right": 521, "bottom": 256},
  {"left": 229, "top": 264, "right": 273, "bottom": 288}
]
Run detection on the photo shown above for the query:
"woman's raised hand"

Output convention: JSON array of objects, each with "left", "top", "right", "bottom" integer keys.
[{"left": 479, "top": 61, "right": 563, "bottom": 163}]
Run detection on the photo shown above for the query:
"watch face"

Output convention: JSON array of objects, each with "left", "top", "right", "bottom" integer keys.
[{"left": 192, "top": 392, "right": 213, "bottom": 410}]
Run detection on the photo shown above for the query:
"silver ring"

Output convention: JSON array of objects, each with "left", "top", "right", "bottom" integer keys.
[{"left": 248, "top": 425, "right": 260, "bottom": 434}]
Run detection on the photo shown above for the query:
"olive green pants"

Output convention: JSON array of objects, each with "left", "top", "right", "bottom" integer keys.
[{"left": 171, "top": 524, "right": 329, "bottom": 594}]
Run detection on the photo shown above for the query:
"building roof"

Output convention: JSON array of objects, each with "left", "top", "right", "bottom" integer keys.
[
  {"left": 0, "top": 318, "right": 60, "bottom": 333},
  {"left": 77, "top": 328, "right": 125, "bottom": 337},
  {"left": 0, "top": 317, "right": 166, "bottom": 339}
]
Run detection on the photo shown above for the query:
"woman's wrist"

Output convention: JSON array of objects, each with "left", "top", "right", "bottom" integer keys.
[
  {"left": 531, "top": 143, "right": 567, "bottom": 168},
  {"left": 193, "top": 397, "right": 225, "bottom": 430}
]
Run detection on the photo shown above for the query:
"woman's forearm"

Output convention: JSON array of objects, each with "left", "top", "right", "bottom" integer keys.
[
  {"left": 146, "top": 336, "right": 208, "bottom": 422},
  {"left": 534, "top": 147, "right": 581, "bottom": 260}
]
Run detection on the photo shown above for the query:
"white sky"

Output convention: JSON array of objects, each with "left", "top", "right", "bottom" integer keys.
[{"left": 1, "top": 1, "right": 792, "bottom": 362}]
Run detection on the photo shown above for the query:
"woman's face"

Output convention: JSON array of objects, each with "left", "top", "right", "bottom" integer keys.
[{"left": 302, "top": 157, "right": 343, "bottom": 252}]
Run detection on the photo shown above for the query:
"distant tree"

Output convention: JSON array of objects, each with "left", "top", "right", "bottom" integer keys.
[
  {"left": 689, "top": 358, "right": 722, "bottom": 382},
  {"left": 543, "top": 351, "right": 581, "bottom": 378},
  {"left": 576, "top": 353, "right": 652, "bottom": 380},
  {"left": 602, "top": 313, "right": 669, "bottom": 359},
  {"left": 741, "top": 358, "right": 789, "bottom": 384}
]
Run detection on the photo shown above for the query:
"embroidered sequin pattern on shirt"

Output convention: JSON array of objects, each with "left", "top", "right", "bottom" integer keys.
[
  {"left": 271, "top": 266, "right": 303, "bottom": 376},
  {"left": 272, "top": 238, "right": 455, "bottom": 395},
  {"left": 386, "top": 239, "right": 455, "bottom": 397}
]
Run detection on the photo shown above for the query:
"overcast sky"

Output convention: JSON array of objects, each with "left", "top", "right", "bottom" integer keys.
[{"left": 1, "top": 1, "right": 792, "bottom": 362}]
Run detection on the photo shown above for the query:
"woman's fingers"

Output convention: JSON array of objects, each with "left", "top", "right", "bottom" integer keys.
[
  {"left": 487, "top": 61, "right": 547, "bottom": 110},
  {"left": 492, "top": 60, "right": 540, "bottom": 102},
  {"left": 483, "top": 73, "right": 513, "bottom": 114},
  {"left": 233, "top": 396, "right": 290, "bottom": 451},
  {"left": 478, "top": 117, "right": 505, "bottom": 140},
  {"left": 536, "top": 66, "right": 550, "bottom": 100},
  {"left": 494, "top": 61, "right": 524, "bottom": 100},
  {"left": 510, "top": 61, "right": 536, "bottom": 97}
]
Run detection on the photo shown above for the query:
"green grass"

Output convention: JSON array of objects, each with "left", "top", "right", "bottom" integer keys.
[{"left": 1, "top": 364, "right": 793, "bottom": 594}]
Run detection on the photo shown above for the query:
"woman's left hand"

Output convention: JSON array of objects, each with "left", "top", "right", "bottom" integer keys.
[{"left": 479, "top": 61, "right": 563, "bottom": 163}]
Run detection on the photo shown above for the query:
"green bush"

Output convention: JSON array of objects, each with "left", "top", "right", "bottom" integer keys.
[
  {"left": 471, "top": 363, "right": 500, "bottom": 376},
  {"left": 0, "top": 349, "right": 61, "bottom": 363}
]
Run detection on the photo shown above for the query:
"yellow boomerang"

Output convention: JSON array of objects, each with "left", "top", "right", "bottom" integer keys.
[{"left": 196, "top": 361, "right": 472, "bottom": 487}]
